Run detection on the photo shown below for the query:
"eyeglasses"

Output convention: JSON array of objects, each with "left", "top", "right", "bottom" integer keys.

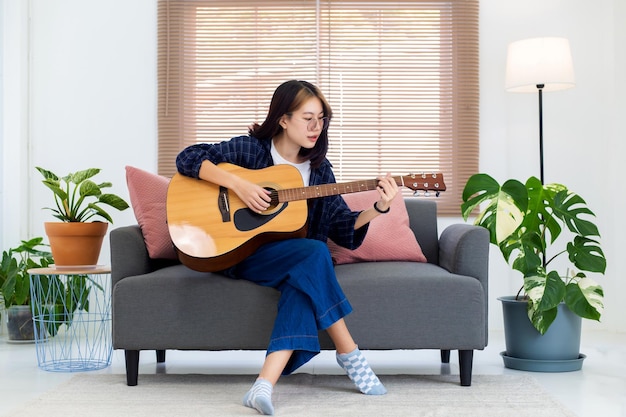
[{"left": 290, "top": 116, "right": 330, "bottom": 131}]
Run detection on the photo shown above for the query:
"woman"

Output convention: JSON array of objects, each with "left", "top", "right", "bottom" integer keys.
[{"left": 176, "top": 80, "right": 398, "bottom": 415}]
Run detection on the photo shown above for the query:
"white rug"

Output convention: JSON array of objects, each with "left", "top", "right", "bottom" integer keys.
[{"left": 3, "top": 373, "right": 576, "bottom": 417}]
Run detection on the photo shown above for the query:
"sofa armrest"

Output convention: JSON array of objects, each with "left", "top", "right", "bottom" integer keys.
[
  {"left": 439, "top": 223, "right": 490, "bottom": 345},
  {"left": 439, "top": 223, "right": 489, "bottom": 308},
  {"left": 439, "top": 223, "right": 489, "bottom": 289},
  {"left": 110, "top": 225, "right": 153, "bottom": 287}
]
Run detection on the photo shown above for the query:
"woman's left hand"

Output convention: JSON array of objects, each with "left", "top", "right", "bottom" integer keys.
[
  {"left": 354, "top": 173, "right": 400, "bottom": 229},
  {"left": 375, "top": 173, "right": 399, "bottom": 212}
]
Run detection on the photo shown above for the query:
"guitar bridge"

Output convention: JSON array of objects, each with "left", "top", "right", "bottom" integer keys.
[{"left": 218, "top": 186, "right": 231, "bottom": 222}]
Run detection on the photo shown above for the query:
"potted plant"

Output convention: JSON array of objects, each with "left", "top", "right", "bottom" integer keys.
[
  {"left": 0, "top": 237, "right": 98, "bottom": 341},
  {"left": 36, "top": 167, "right": 129, "bottom": 266},
  {"left": 0, "top": 238, "right": 53, "bottom": 341},
  {"left": 461, "top": 174, "right": 606, "bottom": 371}
]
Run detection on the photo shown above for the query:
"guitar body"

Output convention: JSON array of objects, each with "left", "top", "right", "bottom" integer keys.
[{"left": 167, "top": 164, "right": 308, "bottom": 272}]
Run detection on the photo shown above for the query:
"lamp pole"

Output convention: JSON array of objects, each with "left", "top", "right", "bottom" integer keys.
[
  {"left": 537, "top": 84, "right": 545, "bottom": 185},
  {"left": 537, "top": 83, "right": 546, "bottom": 268}
]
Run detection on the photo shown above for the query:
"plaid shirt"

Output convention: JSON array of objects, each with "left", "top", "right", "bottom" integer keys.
[{"left": 176, "top": 135, "right": 368, "bottom": 249}]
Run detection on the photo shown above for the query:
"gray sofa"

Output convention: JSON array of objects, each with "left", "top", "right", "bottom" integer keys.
[{"left": 110, "top": 198, "right": 489, "bottom": 387}]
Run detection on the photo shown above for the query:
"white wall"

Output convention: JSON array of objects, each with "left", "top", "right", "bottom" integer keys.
[
  {"left": 1, "top": 0, "right": 624, "bottom": 333},
  {"left": 0, "top": 0, "right": 3, "bottom": 251},
  {"left": 1, "top": 0, "right": 157, "bottom": 260},
  {"left": 1, "top": 0, "right": 31, "bottom": 252}
]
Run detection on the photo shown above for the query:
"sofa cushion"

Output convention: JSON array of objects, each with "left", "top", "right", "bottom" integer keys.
[
  {"left": 327, "top": 190, "right": 427, "bottom": 264},
  {"left": 125, "top": 166, "right": 177, "bottom": 260}
]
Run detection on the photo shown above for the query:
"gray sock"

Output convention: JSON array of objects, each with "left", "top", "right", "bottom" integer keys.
[
  {"left": 243, "top": 378, "right": 274, "bottom": 415},
  {"left": 336, "top": 347, "right": 387, "bottom": 395}
]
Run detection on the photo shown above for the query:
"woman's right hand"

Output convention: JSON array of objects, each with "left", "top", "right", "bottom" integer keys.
[
  {"left": 231, "top": 176, "right": 272, "bottom": 213},
  {"left": 199, "top": 160, "right": 271, "bottom": 214}
]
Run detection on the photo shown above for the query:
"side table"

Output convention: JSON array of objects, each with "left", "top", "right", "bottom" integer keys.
[{"left": 28, "top": 266, "right": 112, "bottom": 372}]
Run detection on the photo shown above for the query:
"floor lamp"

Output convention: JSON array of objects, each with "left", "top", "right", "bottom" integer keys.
[{"left": 504, "top": 37, "right": 575, "bottom": 185}]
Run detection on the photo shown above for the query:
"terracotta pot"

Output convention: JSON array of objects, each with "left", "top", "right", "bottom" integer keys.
[{"left": 44, "top": 222, "right": 108, "bottom": 266}]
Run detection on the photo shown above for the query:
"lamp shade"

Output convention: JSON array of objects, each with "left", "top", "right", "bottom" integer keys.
[{"left": 505, "top": 37, "right": 575, "bottom": 93}]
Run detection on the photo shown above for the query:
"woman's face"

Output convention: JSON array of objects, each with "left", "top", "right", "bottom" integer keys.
[{"left": 282, "top": 97, "right": 327, "bottom": 150}]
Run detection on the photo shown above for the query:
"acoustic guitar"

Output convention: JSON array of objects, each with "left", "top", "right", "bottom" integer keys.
[{"left": 166, "top": 163, "right": 446, "bottom": 272}]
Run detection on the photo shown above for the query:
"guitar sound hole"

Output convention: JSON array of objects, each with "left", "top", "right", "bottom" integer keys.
[{"left": 264, "top": 187, "right": 281, "bottom": 213}]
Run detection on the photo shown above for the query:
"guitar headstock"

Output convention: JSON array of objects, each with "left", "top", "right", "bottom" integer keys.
[{"left": 400, "top": 173, "right": 446, "bottom": 197}]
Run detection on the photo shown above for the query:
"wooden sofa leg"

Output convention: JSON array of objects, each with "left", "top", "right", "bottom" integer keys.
[
  {"left": 125, "top": 350, "right": 140, "bottom": 386},
  {"left": 458, "top": 349, "right": 474, "bottom": 387},
  {"left": 156, "top": 350, "right": 166, "bottom": 363},
  {"left": 440, "top": 349, "right": 451, "bottom": 363}
]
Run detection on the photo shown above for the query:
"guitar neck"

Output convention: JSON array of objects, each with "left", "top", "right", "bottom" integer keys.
[{"left": 274, "top": 177, "right": 405, "bottom": 203}]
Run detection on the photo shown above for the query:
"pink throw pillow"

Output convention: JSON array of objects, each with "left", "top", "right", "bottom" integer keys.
[
  {"left": 327, "top": 190, "right": 427, "bottom": 264},
  {"left": 125, "top": 166, "right": 178, "bottom": 260}
]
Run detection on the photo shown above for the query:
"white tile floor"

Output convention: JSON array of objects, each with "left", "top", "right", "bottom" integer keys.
[{"left": 0, "top": 330, "right": 625, "bottom": 416}]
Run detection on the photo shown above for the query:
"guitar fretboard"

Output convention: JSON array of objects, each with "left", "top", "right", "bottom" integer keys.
[{"left": 270, "top": 177, "right": 405, "bottom": 203}]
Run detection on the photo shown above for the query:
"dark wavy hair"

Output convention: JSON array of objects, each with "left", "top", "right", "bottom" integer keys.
[{"left": 249, "top": 80, "right": 332, "bottom": 169}]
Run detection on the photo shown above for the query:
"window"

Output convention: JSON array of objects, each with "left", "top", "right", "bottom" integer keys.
[{"left": 158, "top": 0, "right": 479, "bottom": 215}]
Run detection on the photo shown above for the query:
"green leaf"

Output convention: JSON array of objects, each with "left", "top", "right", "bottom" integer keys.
[
  {"left": 35, "top": 166, "right": 59, "bottom": 181},
  {"left": 552, "top": 191, "right": 599, "bottom": 237},
  {"left": 87, "top": 204, "right": 114, "bottom": 223},
  {"left": 79, "top": 180, "right": 102, "bottom": 198},
  {"left": 567, "top": 236, "right": 606, "bottom": 274},
  {"left": 43, "top": 305, "right": 63, "bottom": 337},
  {"left": 524, "top": 271, "right": 566, "bottom": 312},
  {"left": 1, "top": 257, "right": 18, "bottom": 305},
  {"left": 461, "top": 174, "right": 527, "bottom": 245},
  {"left": 522, "top": 178, "right": 563, "bottom": 246},
  {"left": 528, "top": 304, "right": 558, "bottom": 335},
  {"left": 41, "top": 178, "right": 68, "bottom": 203},
  {"left": 14, "top": 237, "right": 45, "bottom": 253},
  {"left": 461, "top": 173, "right": 502, "bottom": 218},
  {"left": 99, "top": 193, "right": 130, "bottom": 211},
  {"left": 541, "top": 271, "right": 567, "bottom": 310},
  {"left": 70, "top": 275, "right": 90, "bottom": 310},
  {"left": 565, "top": 277, "right": 604, "bottom": 321},
  {"left": 71, "top": 168, "right": 101, "bottom": 184},
  {"left": 511, "top": 249, "right": 542, "bottom": 276},
  {"left": 13, "top": 272, "right": 30, "bottom": 305}
]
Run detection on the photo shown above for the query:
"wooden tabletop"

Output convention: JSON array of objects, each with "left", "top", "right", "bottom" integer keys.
[{"left": 28, "top": 265, "right": 111, "bottom": 275}]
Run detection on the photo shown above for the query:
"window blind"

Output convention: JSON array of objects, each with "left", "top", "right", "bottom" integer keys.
[{"left": 158, "top": 0, "right": 479, "bottom": 216}]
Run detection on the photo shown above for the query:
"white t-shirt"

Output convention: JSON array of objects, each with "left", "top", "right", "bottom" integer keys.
[{"left": 270, "top": 140, "right": 311, "bottom": 186}]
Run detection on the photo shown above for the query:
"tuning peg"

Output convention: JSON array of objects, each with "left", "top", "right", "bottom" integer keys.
[
  {"left": 436, "top": 191, "right": 441, "bottom": 197},
  {"left": 424, "top": 191, "right": 431, "bottom": 197},
  {"left": 413, "top": 191, "right": 420, "bottom": 197}
]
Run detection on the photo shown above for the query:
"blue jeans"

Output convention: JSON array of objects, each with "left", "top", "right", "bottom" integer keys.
[{"left": 224, "top": 238, "right": 353, "bottom": 374}]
